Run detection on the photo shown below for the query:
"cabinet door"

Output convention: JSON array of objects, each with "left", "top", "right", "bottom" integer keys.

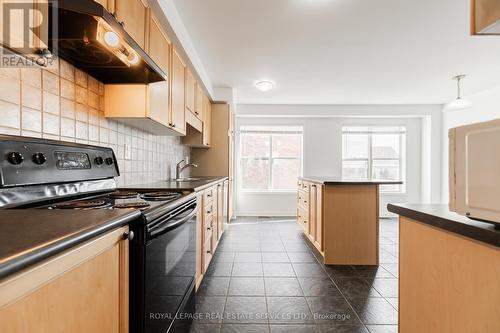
[
  {"left": 202, "top": 94, "right": 212, "bottom": 146},
  {"left": 211, "top": 187, "right": 218, "bottom": 251},
  {"left": 194, "top": 84, "right": 203, "bottom": 120},
  {"left": 0, "top": 227, "right": 129, "bottom": 333},
  {"left": 315, "top": 185, "right": 323, "bottom": 251},
  {"left": 195, "top": 193, "right": 204, "bottom": 288},
  {"left": 148, "top": 12, "right": 170, "bottom": 75},
  {"left": 217, "top": 183, "right": 223, "bottom": 240},
  {"left": 185, "top": 69, "right": 195, "bottom": 113},
  {"left": 170, "top": 48, "right": 186, "bottom": 134},
  {"left": 309, "top": 184, "right": 317, "bottom": 242},
  {"left": 115, "top": 0, "right": 147, "bottom": 49}
]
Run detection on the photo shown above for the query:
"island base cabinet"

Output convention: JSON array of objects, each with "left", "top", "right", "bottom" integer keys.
[
  {"left": 0, "top": 226, "right": 129, "bottom": 333},
  {"left": 400, "top": 217, "right": 500, "bottom": 333}
]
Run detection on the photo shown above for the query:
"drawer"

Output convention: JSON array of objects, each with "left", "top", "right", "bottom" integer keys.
[
  {"left": 204, "top": 202, "right": 214, "bottom": 222},
  {"left": 204, "top": 187, "right": 215, "bottom": 204},
  {"left": 203, "top": 237, "right": 213, "bottom": 271},
  {"left": 297, "top": 191, "right": 309, "bottom": 208},
  {"left": 204, "top": 222, "right": 213, "bottom": 243}
]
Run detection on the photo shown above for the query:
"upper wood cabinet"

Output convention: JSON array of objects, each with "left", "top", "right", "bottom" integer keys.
[
  {"left": 472, "top": 0, "right": 500, "bottom": 34},
  {"left": 202, "top": 94, "right": 212, "bottom": 147},
  {"left": 148, "top": 11, "right": 170, "bottom": 76},
  {"left": 195, "top": 84, "right": 204, "bottom": 120},
  {"left": 0, "top": 226, "right": 130, "bottom": 333},
  {"left": 104, "top": 82, "right": 174, "bottom": 134},
  {"left": 114, "top": 0, "right": 147, "bottom": 49},
  {"left": 170, "top": 48, "right": 186, "bottom": 135},
  {"left": 185, "top": 69, "right": 196, "bottom": 114}
]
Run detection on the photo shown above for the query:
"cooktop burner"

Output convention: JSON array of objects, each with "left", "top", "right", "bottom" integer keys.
[
  {"left": 109, "top": 191, "right": 139, "bottom": 199},
  {"left": 114, "top": 202, "right": 150, "bottom": 210},
  {"left": 140, "top": 192, "right": 182, "bottom": 202},
  {"left": 50, "top": 200, "right": 112, "bottom": 210}
]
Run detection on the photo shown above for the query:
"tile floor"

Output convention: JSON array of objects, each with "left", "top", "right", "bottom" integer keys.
[{"left": 190, "top": 216, "right": 399, "bottom": 333}]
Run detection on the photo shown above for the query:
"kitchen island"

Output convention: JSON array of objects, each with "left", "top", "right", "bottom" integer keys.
[
  {"left": 388, "top": 203, "right": 500, "bottom": 333},
  {"left": 297, "top": 177, "right": 402, "bottom": 265}
]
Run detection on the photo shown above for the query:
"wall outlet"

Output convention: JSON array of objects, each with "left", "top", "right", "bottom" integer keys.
[{"left": 124, "top": 144, "right": 132, "bottom": 160}]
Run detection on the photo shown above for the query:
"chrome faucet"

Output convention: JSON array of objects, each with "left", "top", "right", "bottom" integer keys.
[{"left": 176, "top": 157, "right": 198, "bottom": 179}]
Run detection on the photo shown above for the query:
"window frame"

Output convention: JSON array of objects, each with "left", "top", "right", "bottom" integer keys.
[
  {"left": 341, "top": 126, "right": 406, "bottom": 194},
  {"left": 239, "top": 126, "right": 304, "bottom": 193}
]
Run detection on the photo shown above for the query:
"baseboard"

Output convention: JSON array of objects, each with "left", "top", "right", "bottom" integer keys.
[{"left": 235, "top": 211, "right": 296, "bottom": 217}]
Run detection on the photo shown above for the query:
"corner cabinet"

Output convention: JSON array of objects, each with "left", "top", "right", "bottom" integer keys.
[{"left": 0, "top": 226, "right": 130, "bottom": 333}]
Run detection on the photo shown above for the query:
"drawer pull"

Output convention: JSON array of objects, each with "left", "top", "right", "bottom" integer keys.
[
  {"left": 207, "top": 227, "right": 211, "bottom": 230},
  {"left": 206, "top": 250, "right": 211, "bottom": 254},
  {"left": 207, "top": 210, "right": 212, "bottom": 214},
  {"left": 207, "top": 194, "right": 212, "bottom": 198}
]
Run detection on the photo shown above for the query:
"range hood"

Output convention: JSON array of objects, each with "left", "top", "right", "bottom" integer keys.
[{"left": 48, "top": 0, "right": 166, "bottom": 84}]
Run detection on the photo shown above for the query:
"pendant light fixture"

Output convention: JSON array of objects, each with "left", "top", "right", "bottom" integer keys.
[{"left": 444, "top": 74, "right": 471, "bottom": 111}]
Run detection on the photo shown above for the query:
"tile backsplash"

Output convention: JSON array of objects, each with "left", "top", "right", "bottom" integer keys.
[{"left": 0, "top": 59, "right": 190, "bottom": 186}]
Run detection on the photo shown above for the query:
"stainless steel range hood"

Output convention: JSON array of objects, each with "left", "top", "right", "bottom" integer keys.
[{"left": 48, "top": 0, "right": 166, "bottom": 84}]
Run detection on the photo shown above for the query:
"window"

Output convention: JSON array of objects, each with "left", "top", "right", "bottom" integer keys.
[
  {"left": 342, "top": 126, "right": 406, "bottom": 193},
  {"left": 239, "top": 125, "right": 303, "bottom": 191}
]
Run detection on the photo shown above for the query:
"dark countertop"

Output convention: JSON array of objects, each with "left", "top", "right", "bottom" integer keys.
[
  {"left": 299, "top": 176, "right": 403, "bottom": 185},
  {"left": 120, "top": 176, "right": 228, "bottom": 192},
  {"left": 388, "top": 204, "right": 500, "bottom": 248},
  {"left": 0, "top": 209, "right": 141, "bottom": 280}
]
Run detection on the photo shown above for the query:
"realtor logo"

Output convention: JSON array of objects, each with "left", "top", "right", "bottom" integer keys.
[{"left": 0, "top": 0, "right": 57, "bottom": 68}]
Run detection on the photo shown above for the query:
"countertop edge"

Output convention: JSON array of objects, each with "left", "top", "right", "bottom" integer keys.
[
  {"left": 299, "top": 176, "right": 403, "bottom": 185},
  {"left": 387, "top": 204, "right": 500, "bottom": 248},
  {"left": 0, "top": 210, "right": 142, "bottom": 281}
]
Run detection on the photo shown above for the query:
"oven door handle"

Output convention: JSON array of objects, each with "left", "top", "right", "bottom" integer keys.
[{"left": 148, "top": 207, "right": 196, "bottom": 240}]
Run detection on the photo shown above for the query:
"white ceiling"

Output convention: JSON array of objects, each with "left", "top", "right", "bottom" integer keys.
[{"left": 169, "top": 0, "right": 500, "bottom": 105}]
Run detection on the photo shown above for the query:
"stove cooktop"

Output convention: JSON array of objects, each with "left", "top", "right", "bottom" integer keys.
[{"left": 46, "top": 190, "right": 189, "bottom": 212}]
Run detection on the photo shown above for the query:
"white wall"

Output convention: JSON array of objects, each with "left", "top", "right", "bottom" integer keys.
[
  {"left": 441, "top": 85, "right": 500, "bottom": 203},
  {"left": 235, "top": 104, "right": 443, "bottom": 217}
]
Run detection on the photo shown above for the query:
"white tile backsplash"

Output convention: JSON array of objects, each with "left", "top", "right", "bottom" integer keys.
[{"left": 0, "top": 59, "right": 190, "bottom": 186}]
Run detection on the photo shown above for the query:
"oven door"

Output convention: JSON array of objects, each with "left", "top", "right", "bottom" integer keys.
[{"left": 144, "top": 201, "right": 197, "bottom": 333}]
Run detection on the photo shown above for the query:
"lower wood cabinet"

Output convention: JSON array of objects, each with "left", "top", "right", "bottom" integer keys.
[
  {"left": 297, "top": 178, "right": 380, "bottom": 265},
  {"left": 0, "top": 226, "right": 130, "bottom": 333},
  {"left": 297, "top": 181, "right": 323, "bottom": 254},
  {"left": 195, "top": 181, "right": 227, "bottom": 289}
]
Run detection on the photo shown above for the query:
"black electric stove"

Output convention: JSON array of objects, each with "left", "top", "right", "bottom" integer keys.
[{"left": 0, "top": 135, "right": 196, "bottom": 333}]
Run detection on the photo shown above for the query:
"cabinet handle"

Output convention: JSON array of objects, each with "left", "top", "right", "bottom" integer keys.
[
  {"left": 303, "top": 220, "right": 307, "bottom": 224},
  {"left": 120, "top": 21, "right": 125, "bottom": 27},
  {"left": 207, "top": 194, "right": 212, "bottom": 197},
  {"left": 195, "top": 111, "right": 199, "bottom": 115},
  {"left": 172, "top": 123, "right": 176, "bottom": 128},
  {"left": 304, "top": 200, "right": 307, "bottom": 204},
  {"left": 207, "top": 250, "right": 211, "bottom": 254},
  {"left": 123, "top": 231, "right": 135, "bottom": 241},
  {"left": 207, "top": 227, "right": 211, "bottom": 230}
]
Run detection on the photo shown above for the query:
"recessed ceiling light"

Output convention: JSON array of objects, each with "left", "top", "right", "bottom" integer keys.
[{"left": 255, "top": 80, "right": 274, "bottom": 92}]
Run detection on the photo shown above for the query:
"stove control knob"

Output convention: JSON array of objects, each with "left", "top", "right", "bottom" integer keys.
[
  {"left": 7, "top": 152, "right": 24, "bottom": 165},
  {"left": 95, "top": 156, "right": 104, "bottom": 165},
  {"left": 105, "top": 157, "right": 114, "bottom": 165},
  {"left": 32, "top": 152, "right": 47, "bottom": 165}
]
